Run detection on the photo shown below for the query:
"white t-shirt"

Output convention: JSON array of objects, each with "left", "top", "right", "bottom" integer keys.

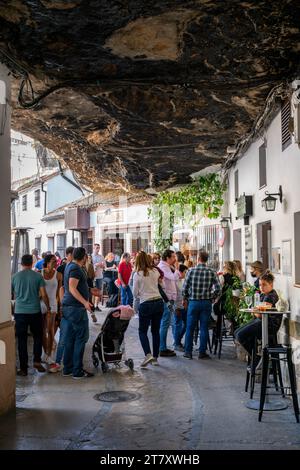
[
  {"left": 133, "top": 269, "right": 161, "bottom": 304},
  {"left": 92, "top": 253, "right": 105, "bottom": 279}
]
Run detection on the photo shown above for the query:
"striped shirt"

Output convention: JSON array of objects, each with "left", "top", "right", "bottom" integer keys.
[{"left": 182, "top": 264, "right": 221, "bottom": 301}]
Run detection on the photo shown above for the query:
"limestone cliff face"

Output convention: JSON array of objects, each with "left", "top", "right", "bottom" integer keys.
[{"left": 0, "top": 1, "right": 299, "bottom": 193}]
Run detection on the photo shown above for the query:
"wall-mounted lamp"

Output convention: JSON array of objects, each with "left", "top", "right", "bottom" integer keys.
[
  {"left": 220, "top": 214, "right": 232, "bottom": 229},
  {"left": 261, "top": 186, "right": 283, "bottom": 212}
]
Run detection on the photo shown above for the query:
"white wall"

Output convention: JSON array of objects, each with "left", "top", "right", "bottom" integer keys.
[
  {"left": 0, "top": 64, "right": 11, "bottom": 323},
  {"left": 227, "top": 109, "right": 300, "bottom": 329}
]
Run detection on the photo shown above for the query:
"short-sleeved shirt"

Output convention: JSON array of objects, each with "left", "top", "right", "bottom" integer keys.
[
  {"left": 92, "top": 253, "right": 105, "bottom": 279},
  {"left": 57, "top": 262, "right": 66, "bottom": 286},
  {"left": 12, "top": 269, "right": 45, "bottom": 314},
  {"left": 62, "top": 261, "right": 89, "bottom": 308},
  {"left": 118, "top": 261, "right": 132, "bottom": 285},
  {"left": 34, "top": 259, "right": 44, "bottom": 271}
]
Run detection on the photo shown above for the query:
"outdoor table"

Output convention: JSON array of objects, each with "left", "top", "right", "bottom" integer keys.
[{"left": 239, "top": 308, "right": 291, "bottom": 411}]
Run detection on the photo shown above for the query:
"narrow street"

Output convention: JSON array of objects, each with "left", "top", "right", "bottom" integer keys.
[{"left": 1, "top": 310, "right": 299, "bottom": 451}]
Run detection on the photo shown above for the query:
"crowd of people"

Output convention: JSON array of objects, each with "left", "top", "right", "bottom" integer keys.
[{"left": 12, "top": 243, "right": 280, "bottom": 377}]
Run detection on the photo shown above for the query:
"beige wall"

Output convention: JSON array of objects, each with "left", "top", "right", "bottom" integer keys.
[{"left": 0, "top": 63, "right": 15, "bottom": 415}]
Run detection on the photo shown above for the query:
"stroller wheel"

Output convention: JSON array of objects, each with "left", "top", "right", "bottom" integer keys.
[
  {"left": 126, "top": 358, "right": 134, "bottom": 371},
  {"left": 93, "top": 357, "right": 99, "bottom": 368},
  {"left": 101, "top": 362, "right": 109, "bottom": 373}
]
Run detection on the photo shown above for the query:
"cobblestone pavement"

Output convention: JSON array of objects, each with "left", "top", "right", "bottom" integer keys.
[{"left": 0, "top": 309, "right": 300, "bottom": 450}]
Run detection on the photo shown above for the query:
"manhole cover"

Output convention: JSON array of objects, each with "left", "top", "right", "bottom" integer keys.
[{"left": 94, "top": 391, "right": 140, "bottom": 402}]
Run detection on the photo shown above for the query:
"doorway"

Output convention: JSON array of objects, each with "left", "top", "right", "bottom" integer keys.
[
  {"left": 257, "top": 221, "right": 272, "bottom": 271},
  {"left": 233, "top": 229, "right": 242, "bottom": 262}
]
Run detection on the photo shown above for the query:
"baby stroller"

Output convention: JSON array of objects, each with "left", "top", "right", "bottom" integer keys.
[{"left": 92, "top": 306, "right": 135, "bottom": 373}]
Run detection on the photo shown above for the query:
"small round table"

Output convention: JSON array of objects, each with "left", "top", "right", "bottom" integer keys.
[{"left": 239, "top": 308, "right": 291, "bottom": 411}]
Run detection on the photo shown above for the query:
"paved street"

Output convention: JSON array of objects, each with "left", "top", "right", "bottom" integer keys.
[{"left": 0, "top": 309, "right": 299, "bottom": 450}]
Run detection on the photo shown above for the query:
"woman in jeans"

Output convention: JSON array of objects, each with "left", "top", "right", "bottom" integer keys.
[{"left": 133, "top": 251, "right": 164, "bottom": 368}]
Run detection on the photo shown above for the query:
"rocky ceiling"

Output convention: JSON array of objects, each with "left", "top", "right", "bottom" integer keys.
[{"left": 1, "top": 0, "right": 300, "bottom": 194}]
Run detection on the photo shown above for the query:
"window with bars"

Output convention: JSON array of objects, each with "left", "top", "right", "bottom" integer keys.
[
  {"left": 35, "top": 237, "right": 41, "bottom": 256},
  {"left": 56, "top": 233, "right": 67, "bottom": 259},
  {"left": 196, "top": 224, "right": 220, "bottom": 271},
  {"left": 281, "top": 100, "right": 292, "bottom": 151},
  {"left": 259, "top": 144, "right": 267, "bottom": 188},
  {"left": 34, "top": 189, "right": 41, "bottom": 207},
  {"left": 22, "top": 194, "right": 27, "bottom": 211},
  {"left": 47, "top": 236, "right": 54, "bottom": 253}
]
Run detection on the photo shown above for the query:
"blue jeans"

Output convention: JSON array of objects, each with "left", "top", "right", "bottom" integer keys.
[
  {"left": 159, "top": 301, "right": 174, "bottom": 351},
  {"left": 185, "top": 300, "right": 212, "bottom": 354},
  {"left": 138, "top": 299, "right": 164, "bottom": 358},
  {"left": 121, "top": 285, "right": 133, "bottom": 306},
  {"left": 173, "top": 308, "right": 187, "bottom": 346},
  {"left": 55, "top": 316, "right": 68, "bottom": 365},
  {"left": 95, "top": 278, "right": 103, "bottom": 290},
  {"left": 62, "top": 306, "right": 89, "bottom": 377}
]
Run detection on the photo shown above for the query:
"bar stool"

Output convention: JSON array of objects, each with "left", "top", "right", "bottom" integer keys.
[
  {"left": 259, "top": 344, "right": 299, "bottom": 423},
  {"left": 245, "top": 336, "right": 285, "bottom": 399}
]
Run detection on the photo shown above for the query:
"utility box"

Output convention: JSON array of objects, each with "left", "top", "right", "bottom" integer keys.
[{"left": 65, "top": 207, "right": 90, "bottom": 230}]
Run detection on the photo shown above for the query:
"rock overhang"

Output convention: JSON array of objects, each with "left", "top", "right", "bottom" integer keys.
[{"left": 0, "top": 0, "right": 299, "bottom": 194}]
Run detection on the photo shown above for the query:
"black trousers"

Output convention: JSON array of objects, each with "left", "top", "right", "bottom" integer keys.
[
  {"left": 234, "top": 318, "right": 262, "bottom": 355},
  {"left": 15, "top": 313, "right": 43, "bottom": 371},
  {"left": 234, "top": 318, "right": 280, "bottom": 356}
]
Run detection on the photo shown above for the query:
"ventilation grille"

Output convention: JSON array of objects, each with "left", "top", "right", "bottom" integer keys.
[{"left": 281, "top": 101, "right": 292, "bottom": 151}]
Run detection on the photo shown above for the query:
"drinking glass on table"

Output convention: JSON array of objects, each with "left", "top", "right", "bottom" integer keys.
[{"left": 245, "top": 295, "right": 252, "bottom": 309}]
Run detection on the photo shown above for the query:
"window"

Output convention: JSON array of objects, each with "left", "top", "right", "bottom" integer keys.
[
  {"left": 196, "top": 224, "right": 220, "bottom": 271},
  {"left": 234, "top": 170, "right": 239, "bottom": 202},
  {"left": 47, "top": 236, "right": 54, "bottom": 253},
  {"left": 294, "top": 212, "right": 300, "bottom": 284},
  {"left": 22, "top": 194, "right": 27, "bottom": 211},
  {"left": 35, "top": 237, "right": 42, "bottom": 256},
  {"left": 34, "top": 189, "right": 41, "bottom": 207},
  {"left": 259, "top": 144, "right": 267, "bottom": 188},
  {"left": 281, "top": 100, "right": 292, "bottom": 151},
  {"left": 56, "top": 233, "right": 66, "bottom": 259}
]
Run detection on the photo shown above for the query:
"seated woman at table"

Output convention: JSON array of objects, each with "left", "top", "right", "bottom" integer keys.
[{"left": 234, "top": 270, "right": 280, "bottom": 363}]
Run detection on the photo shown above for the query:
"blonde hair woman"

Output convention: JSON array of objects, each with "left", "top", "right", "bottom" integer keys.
[
  {"left": 233, "top": 260, "right": 246, "bottom": 282},
  {"left": 133, "top": 251, "right": 164, "bottom": 368}
]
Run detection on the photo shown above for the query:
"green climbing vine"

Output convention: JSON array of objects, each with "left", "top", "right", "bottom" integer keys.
[{"left": 148, "top": 173, "right": 227, "bottom": 252}]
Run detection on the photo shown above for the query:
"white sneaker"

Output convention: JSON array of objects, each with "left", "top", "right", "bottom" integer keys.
[
  {"left": 152, "top": 358, "right": 159, "bottom": 366},
  {"left": 49, "top": 363, "right": 62, "bottom": 373},
  {"left": 140, "top": 354, "right": 154, "bottom": 368},
  {"left": 45, "top": 355, "right": 55, "bottom": 365}
]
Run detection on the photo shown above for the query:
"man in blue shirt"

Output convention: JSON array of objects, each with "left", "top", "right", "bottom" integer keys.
[
  {"left": 12, "top": 254, "right": 51, "bottom": 376},
  {"left": 34, "top": 252, "right": 49, "bottom": 272},
  {"left": 62, "top": 247, "right": 94, "bottom": 379}
]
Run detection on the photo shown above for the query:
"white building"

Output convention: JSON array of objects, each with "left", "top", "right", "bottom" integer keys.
[
  {"left": 12, "top": 169, "right": 85, "bottom": 258},
  {"left": 225, "top": 90, "right": 300, "bottom": 371},
  {"left": 65, "top": 193, "right": 152, "bottom": 256}
]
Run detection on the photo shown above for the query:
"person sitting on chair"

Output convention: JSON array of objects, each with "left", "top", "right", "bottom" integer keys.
[{"left": 234, "top": 270, "right": 280, "bottom": 365}]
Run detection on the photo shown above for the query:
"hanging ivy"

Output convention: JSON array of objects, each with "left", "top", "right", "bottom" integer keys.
[{"left": 148, "top": 173, "right": 227, "bottom": 252}]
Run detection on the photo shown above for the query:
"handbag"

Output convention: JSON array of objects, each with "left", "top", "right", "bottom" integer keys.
[{"left": 158, "top": 283, "right": 169, "bottom": 303}]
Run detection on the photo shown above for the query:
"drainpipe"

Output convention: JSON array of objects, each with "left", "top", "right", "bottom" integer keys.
[
  {"left": 58, "top": 162, "right": 84, "bottom": 195},
  {"left": 41, "top": 181, "right": 47, "bottom": 216}
]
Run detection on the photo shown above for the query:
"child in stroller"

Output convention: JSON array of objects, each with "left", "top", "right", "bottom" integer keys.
[{"left": 92, "top": 305, "right": 135, "bottom": 373}]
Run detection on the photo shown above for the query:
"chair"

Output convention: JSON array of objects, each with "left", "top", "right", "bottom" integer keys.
[
  {"left": 212, "top": 314, "right": 234, "bottom": 359},
  {"left": 259, "top": 344, "right": 299, "bottom": 423},
  {"left": 245, "top": 335, "right": 285, "bottom": 400}
]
